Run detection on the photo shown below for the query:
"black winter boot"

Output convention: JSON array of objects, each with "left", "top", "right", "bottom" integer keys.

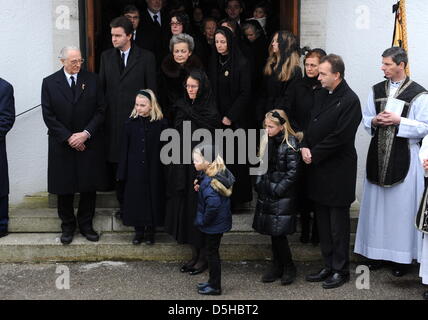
[
  {"left": 261, "top": 261, "right": 284, "bottom": 283},
  {"left": 281, "top": 263, "right": 297, "bottom": 285}
]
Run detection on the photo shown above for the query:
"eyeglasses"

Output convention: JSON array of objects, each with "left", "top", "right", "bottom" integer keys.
[
  {"left": 184, "top": 85, "right": 199, "bottom": 89},
  {"left": 68, "top": 59, "right": 85, "bottom": 66},
  {"left": 170, "top": 22, "right": 183, "bottom": 26}
]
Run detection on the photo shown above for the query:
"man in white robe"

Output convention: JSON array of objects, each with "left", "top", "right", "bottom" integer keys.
[{"left": 354, "top": 47, "right": 428, "bottom": 276}]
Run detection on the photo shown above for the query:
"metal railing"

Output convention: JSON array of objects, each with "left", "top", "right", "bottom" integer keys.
[{"left": 15, "top": 104, "right": 41, "bottom": 118}]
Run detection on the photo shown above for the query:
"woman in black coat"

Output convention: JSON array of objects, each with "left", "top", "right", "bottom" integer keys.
[
  {"left": 117, "top": 90, "right": 168, "bottom": 245},
  {"left": 160, "top": 33, "right": 204, "bottom": 126},
  {"left": 253, "top": 109, "right": 300, "bottom": 285},
  {"left": 164, "top": 69, "right": 221, "bottom": 274},
  {"left": 208, "top": 26, "right": 253, "bottom": 208},
  {"left": 287, "top": 48, "right": 326, "bottom": 245},
  {"left": 256, "top": 30, "right": 302, "bottom": 126}
]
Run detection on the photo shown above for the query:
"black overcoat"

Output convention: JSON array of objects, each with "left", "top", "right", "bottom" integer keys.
[
  {"left": 41, "top": 69, "right": 106, "bottom": 195},
  {"left": 117, "top": 116, "right": 168, "bottom": 227},
  {"left": 301, "top": 80, "right": 362, "bottom": 207},
  {"left": 99, "top": 45, "right": 157, "bottom": 163},
  {"left": 0, "top": 79, "right": 15, "bottom": 197}
]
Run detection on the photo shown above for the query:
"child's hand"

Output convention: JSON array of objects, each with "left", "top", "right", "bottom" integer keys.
[{"left": 194, "top": 179, "right": 200, "bottom": 192}]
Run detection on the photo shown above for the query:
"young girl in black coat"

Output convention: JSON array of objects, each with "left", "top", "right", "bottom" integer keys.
[
  {"left": 117, "top": 89, "right": 168, "bottom": 246},
  {"left": 253, "top": 109, "right": 301, "bottom": 285}
]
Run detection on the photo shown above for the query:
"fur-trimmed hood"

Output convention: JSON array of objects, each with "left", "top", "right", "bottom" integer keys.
[
  {"left": 161, "top": 54, "right": 203, "bottom": 79},
  {"left": 210, "top": 168, "right": 235, "bottom": 198}
]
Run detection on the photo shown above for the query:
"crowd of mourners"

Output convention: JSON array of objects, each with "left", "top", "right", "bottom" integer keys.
[{"left": 1, "top": 0, "right": 428, "bottom": 299}]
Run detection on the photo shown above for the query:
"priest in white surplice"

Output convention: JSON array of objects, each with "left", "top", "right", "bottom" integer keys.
[
  {"left": 418, "top": 136, "right": 428, "bottom": 300},
  {"left": 354, "top": 47, "right": 428, "bottom": 276}
]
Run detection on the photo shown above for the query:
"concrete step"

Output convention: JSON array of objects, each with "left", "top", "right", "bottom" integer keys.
[
  {"left": 9, "top": 208, "right": 360, "bottom": 234},
  {"left": 0, "top": 232, "right": 362, "bottom": 263}
]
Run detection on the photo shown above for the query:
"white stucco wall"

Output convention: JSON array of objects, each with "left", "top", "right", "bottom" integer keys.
[
  {"left": 301, "top": 0, "right": 428, "bottom": 202},
  {"left": 2, "top": 0, "right": 427, "bottom": 205},
  {"left": 0, "top": 0, "right": 79, "bottom": 204}
]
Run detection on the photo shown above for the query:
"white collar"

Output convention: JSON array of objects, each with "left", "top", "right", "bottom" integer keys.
[
  {"left": 64, "top": 69, "right": 78, "bottom": 80},
  {"left": 120, "top": 47, "right": 131, "bottom": 55},
  {"left": 390, "top": 78, "right": 405, "bottom": 87},
  {"left": 148, "top": 9, "right": 161, "bottom": 22}
]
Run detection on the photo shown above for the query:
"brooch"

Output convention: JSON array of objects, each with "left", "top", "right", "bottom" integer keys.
[
  {"left": 82, "top": 84, "right": 86, "bottom": 91},
  {"left": 224, "top": 71, "right": 229, "bottom": 77}
]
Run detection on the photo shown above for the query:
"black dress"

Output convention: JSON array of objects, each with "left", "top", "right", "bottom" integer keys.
[
  {"left": 208, "top": 27, "right": 253, "bottom": 206},
  {"left": 164, "top": 70, "right": 221, "bottom": 247}
]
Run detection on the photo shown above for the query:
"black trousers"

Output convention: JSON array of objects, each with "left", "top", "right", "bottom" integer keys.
[
  {"left": 206, "top": 233, "right": 223, "bottom": 290},
  {"left": 315, "top": 203, "right": 350, "bottom": 275},
  {"left": 0, "top": 195, "right": 8, "bottom": 232},
  {"left": 271, "top": 235, "right": 293, "bottom": 266},
  {"left": 57, "top": 192, "right": 96, "bottom": 233}
]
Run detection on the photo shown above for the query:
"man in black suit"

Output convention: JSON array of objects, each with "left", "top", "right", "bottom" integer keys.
[
  {"left": 301, "top": 54, "right": 362, "bottom": 289},
  {"left": 139, "top": 0, "right": 170, "bottom": 66},
  {"left": 41, "top": 47, "right": 107, "bottom": 245},
  {"left": 0, "top": 78, "right": 15, "bottom": 239},
  {"left": 99, "top": 16, "right": 157, "bottom": 216},
  {"left": 123, "top": 5, "right": 151, "bottom": 52}
]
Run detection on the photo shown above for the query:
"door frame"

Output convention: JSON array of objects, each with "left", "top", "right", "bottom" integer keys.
[{"left": 80, "top": 0, "right": 301, "bottom": 73}]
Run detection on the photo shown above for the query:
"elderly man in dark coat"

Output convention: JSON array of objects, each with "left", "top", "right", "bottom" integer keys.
[
  {"left": 0, "top": 78, "right": 15, "bottom": 238},
  {"left": 301, "top": 54, "right": 362, "bottom": 289},
  {"left": 42, "top": 46, "right": 106, "bottom": 245},
  {"left": 99, "top": 16, "right": 157, "bottom": 216}
]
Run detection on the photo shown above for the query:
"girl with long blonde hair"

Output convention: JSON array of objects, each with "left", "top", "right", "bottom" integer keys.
[
  {"left": 117, "top": 89, "right": 167, "bottom": 246},
  {"left": 253, "top": 109, "right": 301, "bottom": 286}
]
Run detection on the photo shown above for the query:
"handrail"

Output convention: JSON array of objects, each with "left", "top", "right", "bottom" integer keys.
[{"left": 15, "top": 104, "right": 41, "bottom": 118}]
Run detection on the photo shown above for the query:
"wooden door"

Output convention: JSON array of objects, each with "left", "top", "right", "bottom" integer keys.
[{"left": 281, "top": 0, "right": 300, "bottom": 37}]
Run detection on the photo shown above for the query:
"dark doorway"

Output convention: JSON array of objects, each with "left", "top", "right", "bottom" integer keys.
[{"left": 82, "top": 0, "right": 299, "bottom": 73}]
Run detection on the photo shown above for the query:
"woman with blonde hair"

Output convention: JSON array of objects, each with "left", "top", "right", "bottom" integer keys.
[
  {"left": 253, "top": 109, "right": 301, "bottom": 285},
  {"left": 117, "top": 89, "right": 168, "bottom": 245},
  {"left": 256, "top": 30, "right": 302, "bottom": 126}
]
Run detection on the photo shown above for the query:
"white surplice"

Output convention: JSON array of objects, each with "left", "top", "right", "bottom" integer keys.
[
  {"left": 418, "top": 136, "right": 428, "bottom": 284},
  {"left": 354, "top": 80, "right": 428, "bottom": 264}
]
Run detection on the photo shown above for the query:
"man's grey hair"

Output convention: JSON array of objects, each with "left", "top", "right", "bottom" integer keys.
[
  {"left": 382, "top": 47, "right": 408, "bottom": 67},
  {"left": 169, "top": 33, "right": 195, "bottom": 53},
  {"left": 59, "top": 46, "right": 81, "bottom": 60}
]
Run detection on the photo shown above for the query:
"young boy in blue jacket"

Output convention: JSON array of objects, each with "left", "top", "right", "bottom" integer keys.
[{"left": 193, "top": 145, "right": 235, "bottom": 296}]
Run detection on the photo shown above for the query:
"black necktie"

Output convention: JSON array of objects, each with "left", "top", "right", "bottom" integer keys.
[
  {"left": 70, "top": 76, "right": 76, "bottom": 97},
  {"left": 120, "top": 52, "right": 126, "bottom": 73},
  {"left": 153, "top": 14, "right": 160, "bottom": 27}
]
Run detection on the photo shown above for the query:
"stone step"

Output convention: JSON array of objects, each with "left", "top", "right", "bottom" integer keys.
[
  {"left": 8, "top": 208, "right": 360, "bottom": 234},
  {"left": 0, "top": 232, "right": 361, "bottom": 263}
]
